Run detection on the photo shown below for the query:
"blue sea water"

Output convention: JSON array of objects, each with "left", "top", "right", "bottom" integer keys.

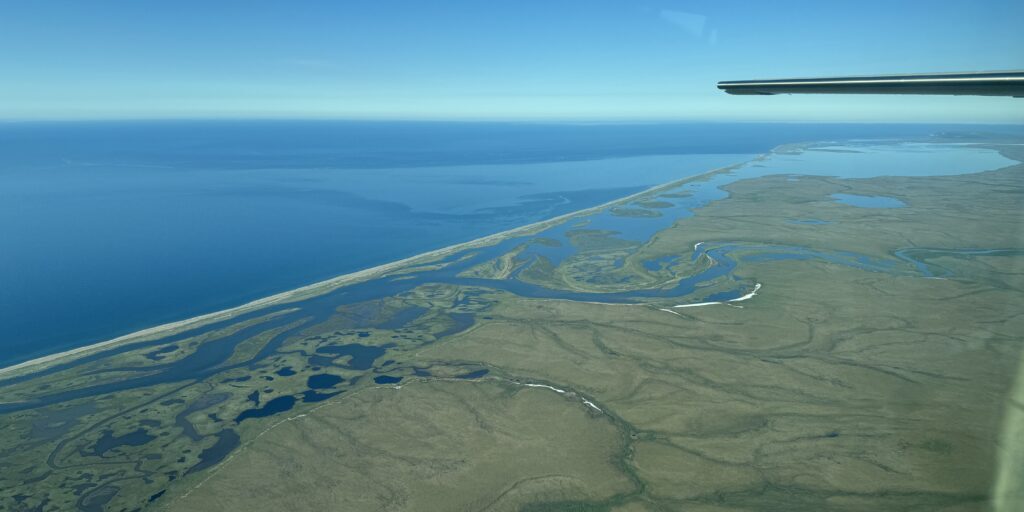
[{"left": 1, "top": 121, "right": 1018, "bottom": 367}]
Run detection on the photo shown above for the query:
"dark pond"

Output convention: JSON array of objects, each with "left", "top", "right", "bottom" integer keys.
[
  {"left": 91, "top": 428, "right": 155, "bottom": 456},
  {"left": 456, "top": 369, "right": 490, "bottom": 380},
  {"left": 315, "top": 343, "right": 390, "bottom": 370},
  {"left": 234, "top": 396, "right": 296, "bottom": 424},
  {"left": 301, "top": 390, "right": 342, "bottom": 403},
  {"left": 306, "top": 374, "right": 343, "bottom": 389},
  {"left": 186, "top": 429, "right": 240, "bottom": 475}
]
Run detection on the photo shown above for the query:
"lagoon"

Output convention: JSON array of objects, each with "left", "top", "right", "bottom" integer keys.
[{"left": 1, "top": 122, "right": 1016, "bottom": 368}]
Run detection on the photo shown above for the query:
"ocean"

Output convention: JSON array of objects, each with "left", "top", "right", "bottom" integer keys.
[{"left": 1, "top": 120, "right": 1013, "bottom": 366}]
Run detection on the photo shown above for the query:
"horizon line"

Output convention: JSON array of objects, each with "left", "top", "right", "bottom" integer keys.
[{"left": 2, "top": 117, "right": 1023, "bottom": 126}]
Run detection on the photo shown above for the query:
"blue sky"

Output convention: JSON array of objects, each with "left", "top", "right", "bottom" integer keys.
[{"left": 2, "top": 0, "right": 1021, "bottom": 122}]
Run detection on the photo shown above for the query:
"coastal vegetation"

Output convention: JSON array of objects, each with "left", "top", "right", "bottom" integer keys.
[{"left": 1, "top": 141, "right": 1021, "bottom": 511}]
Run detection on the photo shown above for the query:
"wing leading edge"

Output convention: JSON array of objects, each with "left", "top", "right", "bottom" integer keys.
[{"left": 718, "top": 71, "right": 1024, "bottom": 97}]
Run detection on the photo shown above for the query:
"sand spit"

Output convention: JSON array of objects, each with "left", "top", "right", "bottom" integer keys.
[{"left": 0, "top": 157, "right": 759, "bottom": 378}]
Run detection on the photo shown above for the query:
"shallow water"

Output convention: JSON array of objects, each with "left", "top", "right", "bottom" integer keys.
[
  {"left": 750, "top": 142, "right": 1016, "bottom": 178},
  {"left": 0, "top": 145, "right": 748, "bottom": 366},
  {"left": 7, "top": 122, "right": 1011, "bottom": 368},
  {"left": 2, "top": 141, "right": 1015, "bottom": 414}
]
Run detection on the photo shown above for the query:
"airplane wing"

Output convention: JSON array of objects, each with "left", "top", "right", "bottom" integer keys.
[{"left": 718, "top": 71, "right": 1024, "bottom": 97}]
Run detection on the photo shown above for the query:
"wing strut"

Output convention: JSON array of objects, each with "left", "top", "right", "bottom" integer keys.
[{"left": 718, "top": 71, "right": 1024, "bottom": 97}]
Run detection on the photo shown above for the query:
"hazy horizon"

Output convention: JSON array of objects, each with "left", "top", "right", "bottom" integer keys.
[{"left": 3, "top": 0, "right": 1021, "bottom": 123}]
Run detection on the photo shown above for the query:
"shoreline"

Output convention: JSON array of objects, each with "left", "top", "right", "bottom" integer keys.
[{"left": 0, "top": 155, "right": 763, "bottom": 378}]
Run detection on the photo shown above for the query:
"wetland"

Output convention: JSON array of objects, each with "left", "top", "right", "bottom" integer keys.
[{"left": 1, "top": 137, "right": 1022, "bottom": 511}]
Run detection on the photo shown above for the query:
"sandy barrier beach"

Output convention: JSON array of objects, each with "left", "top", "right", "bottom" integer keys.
[{"left": 0, "top": 156, "right": 763, "bottom": 378}]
